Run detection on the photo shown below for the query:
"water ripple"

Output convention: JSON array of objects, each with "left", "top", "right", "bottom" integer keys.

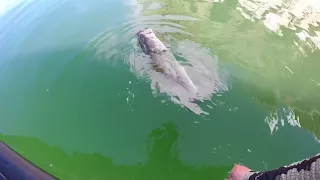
[{"left": 86, "top": 15, "right": 229, "bottom": 115}]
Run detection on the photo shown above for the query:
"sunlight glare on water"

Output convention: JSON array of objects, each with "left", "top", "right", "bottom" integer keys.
[{"left": 0, "top": 0, "right": 22, "bottom": 16}]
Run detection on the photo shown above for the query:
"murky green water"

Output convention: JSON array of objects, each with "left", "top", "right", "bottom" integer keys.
[{"left": 0, "top": 0, "right": 320, "bottom": 179}]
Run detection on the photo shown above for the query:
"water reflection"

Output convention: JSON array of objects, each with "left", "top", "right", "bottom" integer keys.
[
  {"left": 251, "top": 80, "right": 320, "bottom": 140},
  {"left": 237, "top": 0, "right": 320, "bottom": 50},
  {"left": 261, "top": 103, "right": 320, "bottom": 141},
  {"left": 264, "top": 107, "right": 301, "bottom": 135},
  {"left": 0, "top": 123, "right": 231, "bottom": 180}
]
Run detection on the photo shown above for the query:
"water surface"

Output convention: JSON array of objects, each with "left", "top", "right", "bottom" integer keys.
[{"left": 0, "top": 0, "right": 320, "bottom": 179}]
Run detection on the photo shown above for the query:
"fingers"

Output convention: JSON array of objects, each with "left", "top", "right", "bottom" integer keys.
[{"left": 228, "top": 164, "right": 252, "bottom": 180}]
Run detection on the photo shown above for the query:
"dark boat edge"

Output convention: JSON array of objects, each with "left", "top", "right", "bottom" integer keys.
[{"left": 0, "top": 140, "right": 58, "bottom": 180}]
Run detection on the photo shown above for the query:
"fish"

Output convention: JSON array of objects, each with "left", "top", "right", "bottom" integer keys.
[{"left": 137, "top": 28, "right": 197, "bottom": 93}]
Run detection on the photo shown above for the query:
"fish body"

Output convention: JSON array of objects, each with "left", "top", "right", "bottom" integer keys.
[{"left": 137, "top": 28, "right": 197, "bottom": 93}]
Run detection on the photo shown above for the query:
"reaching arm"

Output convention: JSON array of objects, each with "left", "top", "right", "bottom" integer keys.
[{"left": 229, "top": 154, "right": 320, "bottom": 180}]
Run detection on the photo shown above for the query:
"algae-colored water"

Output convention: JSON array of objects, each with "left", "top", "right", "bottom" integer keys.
[{"left": 0, "top": 0, "right": 319, "bottom": 179}]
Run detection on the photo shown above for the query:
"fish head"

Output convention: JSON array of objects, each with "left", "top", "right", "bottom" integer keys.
[{"left": 137, "top": 28, "right": 167, "bottom": 54}]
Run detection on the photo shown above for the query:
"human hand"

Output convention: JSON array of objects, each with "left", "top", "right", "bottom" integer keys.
[{"left": 227, "top": 164, "right": 251, "bottom": 180}]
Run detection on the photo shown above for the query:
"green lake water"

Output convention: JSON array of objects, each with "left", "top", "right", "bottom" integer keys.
[{"left": 0, "top": 0, "right": 320, "bottom": 179}]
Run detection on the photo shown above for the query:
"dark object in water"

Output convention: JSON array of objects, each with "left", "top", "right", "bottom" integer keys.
[
  {"left": 0, "top": 141, "right": 57, "bottom": 180},
  {"left": 137, "top": 28, "right": 197, "bottom": 93}
]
